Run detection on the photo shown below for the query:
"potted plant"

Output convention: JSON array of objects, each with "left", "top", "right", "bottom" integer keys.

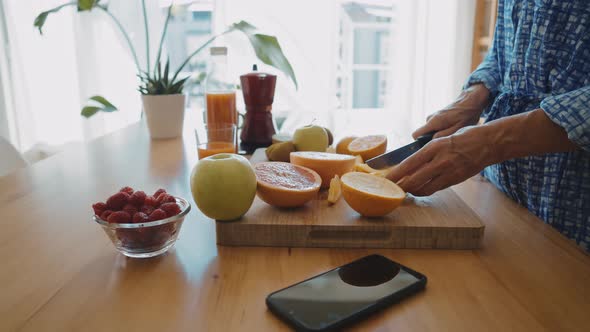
[{"left": 34, "top": 0, "right": 297, "bottom": 139}]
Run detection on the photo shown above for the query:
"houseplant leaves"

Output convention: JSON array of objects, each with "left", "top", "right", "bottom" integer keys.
[
  {"left": 34, "top": 0, "right": 102, "bottom": 34},
  {"left": 231, "top": 21, "right": 298, "bottom": 89}
]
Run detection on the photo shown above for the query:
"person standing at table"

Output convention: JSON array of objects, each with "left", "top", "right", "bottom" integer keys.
[{"left": 387, "top": 0, "right": 590, "bottom": 250}]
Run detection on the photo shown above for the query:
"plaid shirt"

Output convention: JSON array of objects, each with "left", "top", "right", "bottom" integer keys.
[{"left": 466, "top": 0, "right": 590, "bottom": 250}]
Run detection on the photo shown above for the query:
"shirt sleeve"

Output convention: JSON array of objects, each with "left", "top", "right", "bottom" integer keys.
[
  {"left": 540, "top": 85, "right": 590, "bottom": 151},
  {"left": 464, "top": 45, "right": 502, "bottom": 95}
]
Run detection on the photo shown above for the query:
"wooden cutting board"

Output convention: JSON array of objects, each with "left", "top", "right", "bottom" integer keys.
[{"left": 215, "top": 149, "right": 485, "bottom": 249}]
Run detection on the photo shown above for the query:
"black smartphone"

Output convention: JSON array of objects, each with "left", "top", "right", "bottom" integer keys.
[{"left": 266, "top": 254, "right": 427, "bottom": 332}]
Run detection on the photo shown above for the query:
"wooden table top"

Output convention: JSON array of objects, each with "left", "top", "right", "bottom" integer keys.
[{"left": 1, "top": 122, "right": 589, "bottom": 332}]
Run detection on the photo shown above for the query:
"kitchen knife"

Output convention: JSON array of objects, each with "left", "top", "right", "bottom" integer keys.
[{"left": 365, "top": 132, "right": 435, "bottom": 169}]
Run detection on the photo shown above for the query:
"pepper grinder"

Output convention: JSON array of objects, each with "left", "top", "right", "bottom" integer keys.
[{"left": 239, "top": 64, "right": 277, "bottom": 153}]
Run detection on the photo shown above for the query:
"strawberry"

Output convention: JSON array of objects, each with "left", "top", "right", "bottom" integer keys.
[
  {"left": 119, "top": 186, "right": 134, "bottom": 195},
  {"left": 100, "top": 210, "right": 113, "bottom": 220},
  {"left": 106, "top": 192, "right": 129, "bottom": 210},
  {"left": 107, "top": 211, "right": 131, "bottom": 223},
  {"left": 92, "top": 202, "right": 107, "bottom": 216},
  {"left": 132, "top": 212, "right": 150, "bottom": 223},
  {"left": 157, "top": 193, "right": 176, "bottom": 205},
  {"left": 122, "top": 204, "right": 138, "bottom": 216},
  {"left": 129, "top": 190, "right": 146, "bottom": 206},
  {"left": 149, "top": 209, "right": 167, "bottom": 221},
  {"left": 144, "top": 195, "right": 158, "bottom": 207},
  {"left": 153, "top": 188, "right": 167, "bottom": 199},
  {"left": 139, "top": 205, "right": 155, "bottom": 215},
  {"left": 160, "top": 202, "right": 181, "bottom": 217}
]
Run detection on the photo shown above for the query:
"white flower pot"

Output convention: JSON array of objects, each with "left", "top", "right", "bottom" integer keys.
[{"left": 142, "top": 94, "right": 186, "bottom": 139}]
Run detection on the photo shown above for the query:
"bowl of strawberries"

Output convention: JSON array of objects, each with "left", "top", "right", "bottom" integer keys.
[{"left": 92, "top": 187, "right": 191, "bottom": 258}]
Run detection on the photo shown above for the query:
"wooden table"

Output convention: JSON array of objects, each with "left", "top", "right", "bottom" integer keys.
[{"left": 1, "top": 122, "right": 589, "bottom": 332}]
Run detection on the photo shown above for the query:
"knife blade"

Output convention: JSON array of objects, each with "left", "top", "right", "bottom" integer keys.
[{"left": 365, "top": 132, "right": 435, "bottom": 169}]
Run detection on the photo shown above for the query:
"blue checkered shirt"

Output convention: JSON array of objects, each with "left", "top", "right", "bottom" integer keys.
[{"left": 466, "top": 0, "right": 590, "bottom": 251}]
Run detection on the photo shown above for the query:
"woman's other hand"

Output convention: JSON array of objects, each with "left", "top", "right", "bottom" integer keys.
[{"left": 413, "top": 83, "right": 491, "bottom": 139}]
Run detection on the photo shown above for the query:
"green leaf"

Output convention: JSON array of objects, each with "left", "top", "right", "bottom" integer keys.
[
  {"left": 33, "top": 12, "right": 49, "bottom": 34},
  {"left": 163, "top": 59, "right": 170, "bottom": 86},
  {"left": 89, "top": 95, "right": 116, "bottom": 111},
  {"left": 231, "top": 20, "right": 298, "bottom": 89},
  {"left": 78, "top": 0, "right": 99, "bottom": 11},
  {"left": 34, "top": 3, "right": 76, "bottom": 35},
  {"left": 81, "top": 106, "right": 101, "bottom": 118},
  {"left": 232, "top": 20, "right": 257, "bottom": 33},
  {"left": 168, "top": 77, "right": 189, "bottom": 94}
]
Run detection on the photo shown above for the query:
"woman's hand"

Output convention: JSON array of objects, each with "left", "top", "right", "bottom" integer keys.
[
  {"left": 413, "top": 83, "right": 491, "bottom": 139},
  {"left": 387, "top": 125, "right": 494, "bottom": 196},
  {"left": 387, "top": 108, "right": 578, "bottom": 196}
]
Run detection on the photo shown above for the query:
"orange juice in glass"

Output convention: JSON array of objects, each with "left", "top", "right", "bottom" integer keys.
[{"left": 196, "top": 124, "right": 237, "bottom": 159}]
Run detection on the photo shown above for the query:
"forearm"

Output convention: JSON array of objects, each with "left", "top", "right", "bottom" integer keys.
[
  {"left": 483, "top": 109, "right": 578, "bottom": 164},
  {"left": 461, "top": 83, "right": 492, "bottom": 114}
]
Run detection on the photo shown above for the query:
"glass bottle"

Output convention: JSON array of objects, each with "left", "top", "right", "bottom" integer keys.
[{"left": 204, "top": 47, "right": 237, "bottom": 126}]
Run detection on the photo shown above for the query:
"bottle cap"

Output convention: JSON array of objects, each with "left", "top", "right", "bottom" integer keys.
[{"left": 210, "top": 47, "right": 227, "bottom": 56}]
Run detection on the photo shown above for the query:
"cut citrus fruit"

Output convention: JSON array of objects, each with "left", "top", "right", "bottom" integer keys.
[
  {"left": 254, "top": 162, "right": 321, "bottom": 208},
  {"left": 354, "top": 163, "right": 377, "bottom": 173},
  {"left": 290, "top": 151, "right": 356, "bottom": 189},
  {"left": 370, "top": 167, "right": 394, "bottom": 178},
  {"left": 354, "top": 155, "right": 363, "bottom": 165},
  {"left": 336, "top": 136, "right": 358, "bottom": 155},
  {"left": 348, "top": 135, "right": 387, "bottom": 161},
  {"left": 341, "top": 172, "right": 405, "bottom": 217},
  {"left": 353, "top": 163, "right": 394, "bottom": 177},
  {"left": 327, "top": 175, "right": 342, "bottom": 204}
]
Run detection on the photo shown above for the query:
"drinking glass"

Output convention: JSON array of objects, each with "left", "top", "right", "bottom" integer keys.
[{"left": 196, "top": 123, "right": 237, "bottom": 159}]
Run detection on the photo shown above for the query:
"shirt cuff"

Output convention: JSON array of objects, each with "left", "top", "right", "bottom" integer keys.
[
  {"left": 464, "top": 70, "right": 501, "bottom": 95},
  {"left": 540, "top": 86, "right": 590, "bottom": 151}
]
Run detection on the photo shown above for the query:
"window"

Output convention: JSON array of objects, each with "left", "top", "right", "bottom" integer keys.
[
  {"left": 163, "top": 1, "right": 214, "bottom": 106},
  {"left": 336, "top": 1, "right": 393, "bottom": 110}
]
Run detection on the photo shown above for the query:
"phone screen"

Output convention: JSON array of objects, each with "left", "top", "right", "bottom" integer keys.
[{"left": 267, "top": 255, "right": 426, "bottom": 331}]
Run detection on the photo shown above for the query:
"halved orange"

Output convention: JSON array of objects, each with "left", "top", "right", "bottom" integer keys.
[
  {"left": 341, "top": 172, "right": 405, "bottom": 217},
  {"left": 290, "top": 151, "right": 356, "bottom": 189},
  {"left": 254, "top": 162, "right": 321, "bottom": 208},
  {"left": 336, "top": 136, "right": 358, "bottom": 155},
  {"left": 348, "top": 135, "right": 387, "bottom": 161}
]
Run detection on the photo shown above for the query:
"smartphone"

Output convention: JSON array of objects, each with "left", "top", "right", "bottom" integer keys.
[{"left": 266, "top": 254, "right": 427, "bottom": 332}]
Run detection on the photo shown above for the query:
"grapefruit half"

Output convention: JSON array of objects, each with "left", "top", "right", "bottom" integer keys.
[{"left": 254, "top": 162, "right": 321, "bottom": 208}]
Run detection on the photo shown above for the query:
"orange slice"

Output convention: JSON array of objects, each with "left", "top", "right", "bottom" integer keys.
[
  {"left": 354, "top": 163, "right": 395, "bottom": 177},
  {"left": 354, "top": 163, "right": 377, "bottom": 173},
  {"left": 347, "top": 135, "right": 387, "bottom": 161},
  {"left": 290, "top": 151, "right": 356, "bottom": 189},
  {"left": 254, "top": 162, "right": 321, "bottom": 208},
  {"left": 341, "top": 172, "right": 405, "bottom": 217},
  {"left": 336, "top": 136, "right": 358, "bottom": 155},
  {"left": 327, "top": 175, "right": 342, "bottom": 204}
]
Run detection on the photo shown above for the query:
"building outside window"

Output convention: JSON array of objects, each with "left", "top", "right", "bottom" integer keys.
[{"left": 336, "top": 1, "right": 393, "bottom": 110}]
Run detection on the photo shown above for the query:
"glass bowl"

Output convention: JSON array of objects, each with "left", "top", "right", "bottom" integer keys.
[{"left": 94, "top": 197, "right": 191, "bottom": 258}]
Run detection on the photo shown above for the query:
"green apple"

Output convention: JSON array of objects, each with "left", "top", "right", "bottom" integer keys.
[
  {"left": 293, "top": 125, "right": 329, "bottom": 152},
  {"left": 190, "top": 153, "right": 257, "bottom": 221}
]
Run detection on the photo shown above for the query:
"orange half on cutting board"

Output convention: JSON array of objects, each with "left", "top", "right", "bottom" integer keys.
[
  {"left": 254, "top": 162, "right": 321, "bottom": 208},
  {"left": 290, "top": 151, "right": 356, "bottom": 189},
  {"left": 341, "top": 172, "right": 405, "bottom": 217}
]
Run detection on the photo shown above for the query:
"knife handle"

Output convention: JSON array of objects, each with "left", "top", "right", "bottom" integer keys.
[{"left": 416, "top": 131, "right": 435, "bottom": 147}]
